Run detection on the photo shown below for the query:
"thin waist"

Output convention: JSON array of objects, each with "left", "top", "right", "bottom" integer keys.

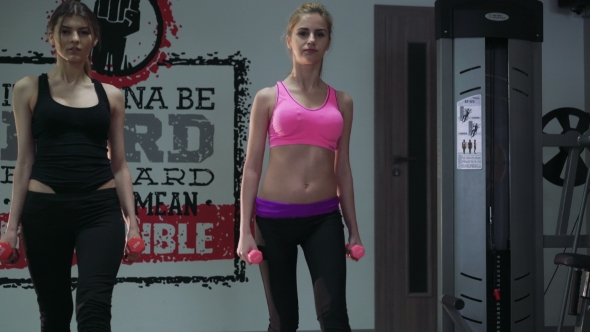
[
  {"left": 255, "top": 196, "right": 339, "bottom": 219},
  {"left": 25, "top": 186, "right": 117, "bottom": 198},
  {"left": 261, "top": 146, "right": 338, "bottom": 200},
  {"left": 27, "top": 178, "right": 116, "bottom": 195}
]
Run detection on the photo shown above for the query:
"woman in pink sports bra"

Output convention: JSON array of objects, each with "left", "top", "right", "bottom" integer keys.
[{"left": 237, "top": 3, "right": 362, "bottom": 332}]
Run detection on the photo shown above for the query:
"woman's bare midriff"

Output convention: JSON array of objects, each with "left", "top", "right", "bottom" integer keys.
[
  {"left": 28, "top": 179, "right": 116, "bottom": 193},
  {"left": 258, "top": 145, "right": 338, "bottom": 204}
]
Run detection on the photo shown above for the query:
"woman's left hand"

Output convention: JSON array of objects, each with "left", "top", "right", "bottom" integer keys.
[{"left": 346, "top": 233, "right": 363, "bottom": 261}]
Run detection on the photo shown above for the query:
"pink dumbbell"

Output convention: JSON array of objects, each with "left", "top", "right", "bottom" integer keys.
[
  {"left": 346, "top": 244, "right": 365, "bottom": 260},
  {"left": 123, "top": 237, "right": 145, "bottom": 265},
  {"left": 0, "top": 242, "right": 20, "bottom": 265},
  {"left": 248, "top": 249, "right": 263, "bottom": 264}
]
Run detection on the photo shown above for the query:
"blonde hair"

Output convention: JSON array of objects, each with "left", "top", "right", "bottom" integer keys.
[
  {"left": 286, "top": 3, "right": 333, "bottom": 75},
  {"left": 286, "top": 3, "right": 333, "bottom": 39}
]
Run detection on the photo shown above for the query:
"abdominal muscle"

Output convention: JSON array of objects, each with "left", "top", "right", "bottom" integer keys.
[
  {"left": 28, "top": 179, "right": 116, "bottom": 193},
  {"left": 258, "top": 145, "right": 338, "bottom": 204}
]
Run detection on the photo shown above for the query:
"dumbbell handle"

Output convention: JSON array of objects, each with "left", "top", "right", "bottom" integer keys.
[
  {"left": 248, "top": 249, "right": 263, "bottom": 264},
  {"left": 0, "top": 242, "right": 14, "bottom": 261},
  {"left": 346, "top": 244, "right": 365, "bottom": 260},
  {"left": 122, "top": 237, "right": 145, "bottom": 265},
  {"left": 127, "top": 237, "right": 145, "bottom": 255},
  {"left": 0, "top": 241, "right": 20, "bottom": 264}
]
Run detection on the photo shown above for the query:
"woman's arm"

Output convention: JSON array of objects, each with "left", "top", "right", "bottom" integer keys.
[
  {"left": 335, "top": 91, "right": 362, "bottom": 245},
  {"left": 236, "top": 87, "right": 274, "bottom": 262},
  {"left": 104, "top": 84, "right": 140, "bottom": 252},
  {"left": 2, "top": 77, "right": 37, "bottom": 248}
]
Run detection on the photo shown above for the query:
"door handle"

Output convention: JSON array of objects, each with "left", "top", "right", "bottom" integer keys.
[{"left": 393, "top": 156, "right": 417, "bottom": 164}]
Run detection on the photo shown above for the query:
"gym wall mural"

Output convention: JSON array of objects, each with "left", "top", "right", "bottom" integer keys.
[{"left": 0, "top": 0, "right": 252, "bottom": 289}]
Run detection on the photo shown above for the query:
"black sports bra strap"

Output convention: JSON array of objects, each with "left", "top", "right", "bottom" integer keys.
[
  {"left": 37, "top": 73, "right": 50, "bottom": 97},
  {"left": 91, "top": 78, "right": 111, "bottom": 112}
]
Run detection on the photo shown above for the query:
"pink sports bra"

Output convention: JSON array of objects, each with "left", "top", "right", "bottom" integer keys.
[{"left": 268, "top": 81, "right": 343, "bottom": 151}]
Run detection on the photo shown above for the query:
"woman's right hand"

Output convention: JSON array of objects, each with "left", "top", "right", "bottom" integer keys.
[
  {"left": 236, "top": 233, "right": 258, "bottom": 264},
  {"left": 0, "top": 228, "right": 19, "bottom": 263}
]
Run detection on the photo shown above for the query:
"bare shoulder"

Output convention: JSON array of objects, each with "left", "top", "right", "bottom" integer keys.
[
  {"left": 13, "top": 76, "right": 39, "bottom": 111},
  {"left": 100, "top": 82, "right": 123, "bottom": 99},
  {"left": 254, "top": 86, "right": 277, "bottom": 106},
  {"left": 13, "top": 76, "right": 38, "bottom": 96},
  {"left": 250, "top": 85, "right": 277, "bottom": 117},
  {"left": 336, "top": 90, "right": 353, "bottom": 113},
  {"left": 100, "top": 82, "right": 124, "bottom": 108}
]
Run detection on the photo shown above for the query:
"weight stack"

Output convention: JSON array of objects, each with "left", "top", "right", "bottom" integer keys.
[{"left": 436, "top": 0, "right": 544, "bottom": 331}]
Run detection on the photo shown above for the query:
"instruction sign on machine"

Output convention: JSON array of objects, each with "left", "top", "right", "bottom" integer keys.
[{"left": 456, "top": 94, "right": 483, "bottom": 170}]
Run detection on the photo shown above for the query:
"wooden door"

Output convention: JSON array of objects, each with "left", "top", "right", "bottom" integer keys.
[{"left": 374, "top": 5, "right": 437, "bottom": 332}]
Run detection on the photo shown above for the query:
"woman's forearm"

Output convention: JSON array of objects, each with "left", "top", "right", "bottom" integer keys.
[
  {"left": 112, "top": 166, "right": 138, "bottom": 231},
  {"left": 337, "top": 166, "right": 360, "bottom": 236},
  {"left": 240, "top": 169, "right": 261, "bottom": 236},
  {"left": 6, "top": 162, "right": 33, "bottom": 232}
]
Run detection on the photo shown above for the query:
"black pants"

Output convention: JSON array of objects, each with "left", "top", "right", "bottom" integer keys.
[
  {"left": 256, "top": 210, "right": 351, "bottom": 332},
  {"left": 20, "top": 188, "right": 126, "bottom": 332}
]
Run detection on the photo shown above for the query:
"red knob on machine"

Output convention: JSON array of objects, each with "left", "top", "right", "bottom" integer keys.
[{"left": 493, "top": 288, "right": 501, "bottom": 301}]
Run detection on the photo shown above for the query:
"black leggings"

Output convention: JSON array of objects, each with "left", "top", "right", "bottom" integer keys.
[
  {"left": 20, "top": 188, "right": 126, "bottom": 332},
  {"left": 256, "top": 210, "right": 351, "bottom": 332}
]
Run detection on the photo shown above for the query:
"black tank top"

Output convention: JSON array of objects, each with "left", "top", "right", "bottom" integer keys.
[{"left": 29, "top": 74, "right": 114, "bottom": 194}]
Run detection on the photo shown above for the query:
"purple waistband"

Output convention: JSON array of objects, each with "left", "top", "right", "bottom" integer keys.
[{"left": 255, "top": 196, "right": 340, "bottom": 219}]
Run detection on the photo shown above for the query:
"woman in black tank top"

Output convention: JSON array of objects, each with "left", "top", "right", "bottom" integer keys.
[{"left": 0, "top": 1, "right": 141, "bottom": 331}]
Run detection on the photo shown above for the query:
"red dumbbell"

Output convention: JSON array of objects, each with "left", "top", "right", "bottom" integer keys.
[
  {"left": 346, "top": 244, "right": 365, "bottom": 260},
  {"left": 248, "top": 249, "right": 263, "bottom": 264},
  {"left": 0, "top": 242, "right": 20, "bottom": 265},
  {"left": 127, "top": 237, "right": 145, "bottom": 255},
  {"left": 123, "top": 237, "right": 145, "bottom": 265}
]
